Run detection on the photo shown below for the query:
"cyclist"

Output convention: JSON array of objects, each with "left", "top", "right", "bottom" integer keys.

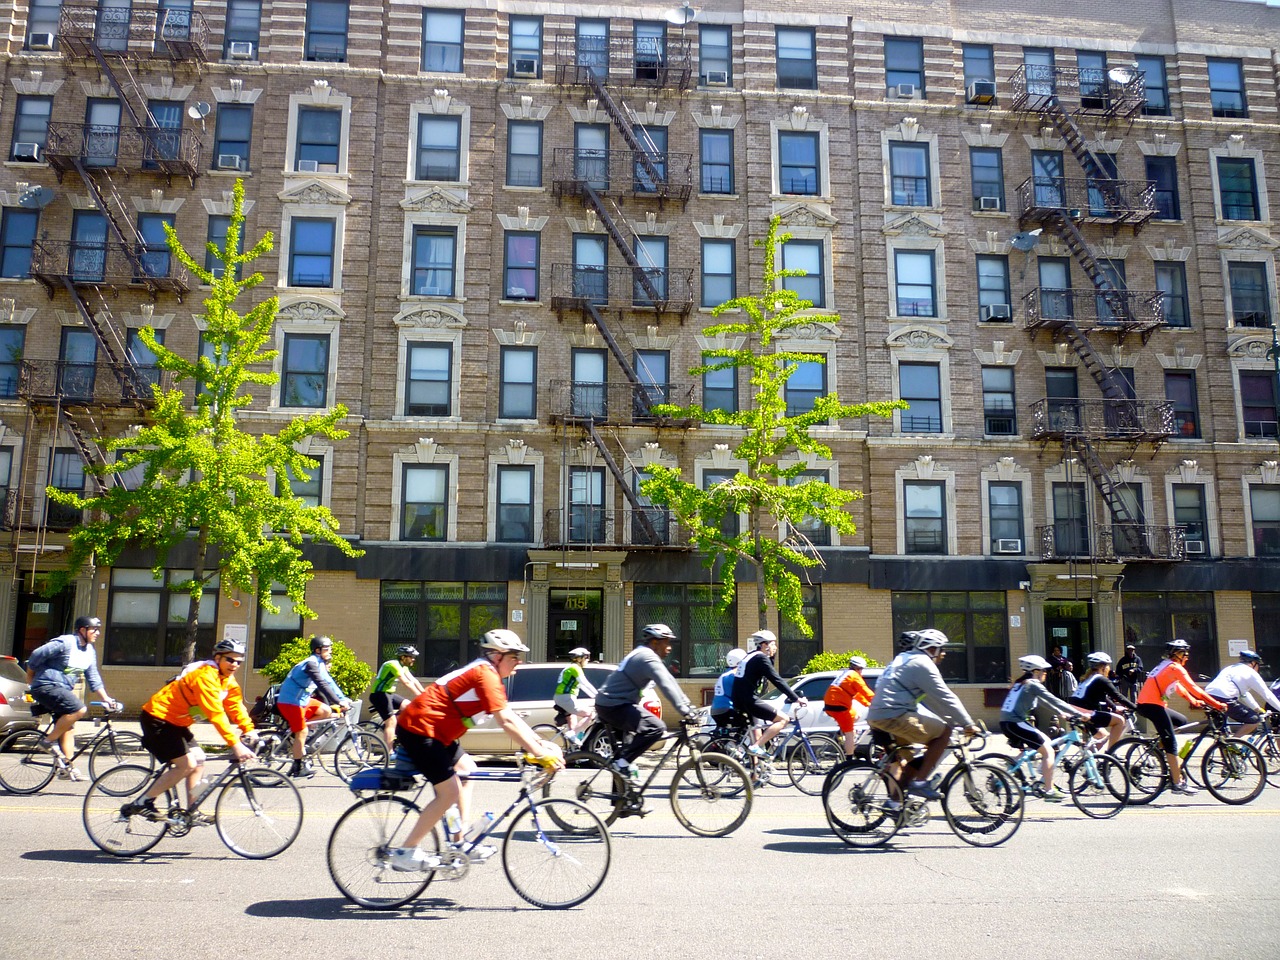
[
  {"left": 1204, "top": 649, "right": 1280, "bottom": 737},
  {"left": 823, "top": 655, "right": 875, "bottom": 758},
  {"left": 729, "top": 629, "right": 807, "bottom": 758},
  {"left": 1069, "top": 651, "right": 1137, "bottom": 749},
  {"left": 369, "top": 645, "right": 425, "bottom": 749},
  {"left": 25, "top": 615, "right": 120, "bottom": 778},
  {"left": 708, "top": 648, "right": 747, "bottom": 730},
  {"left": 1000, "top": 654, "right": 1088, "bottom": 801},
  {"left": 386, "top": 629, "right": 562, "bottom": 872},
  {"left": 277, "top": 635, "right": 351, "bottom": 779},
  {"left": 124, "top": 639, "right": 257, "bottom": 822},
  {"left": 595, "top": 623, "right": 697, "bottom": 782},
  {"left": 553, "top": 647, "right": 598, "bottom": 746},
  {"left": 1136, "top": 638, "right": 1227, "bottom": 796},
  {"left": 867, "top": 629, "right": 981, "bottom": 800}
]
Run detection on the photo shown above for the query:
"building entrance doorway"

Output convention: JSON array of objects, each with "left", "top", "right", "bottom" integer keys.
[
  {"left": 13, "top": 576, "right": 75, "bottom": 658},
  {"left": 1043, "top": 599, "right": 1092, "bottom": 688},
  {"left": 547, "top": 588, "right": 603, "bottom": 662}
]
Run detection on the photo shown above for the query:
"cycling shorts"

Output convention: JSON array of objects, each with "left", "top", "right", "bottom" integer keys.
[
  {"left": 1136, "top": 702, "right": 1186, "bottom": 754},
  {"left": 1000, "top": 719, "right": 1050, "bottom": 751},
  {"left": 368, "top": 691, "right": 406, "bottom": 722},
  {"left": 394, "top": 728, "right": 463, "bottom": 785},
  {"left": 278, "top": 698, "right": 324, "bottom": 735},
  {"left": 869, "top": 711, "right": 946, "bottom": 745},
  {"left": 738, "top": 699, "right": 783, "bottom": 725},
  {"left": 30, "top": 685, "right": 84, "bottom": 721},
  {"left": 554, "top": 693, "right": 593, "bottom": 716},
  {"left": 1085, "top": 710, "right": 1117, "bottom": 731},
  {"left": 824, "top": 704, "right": 856, "bottom": 734},
  {"left": 140, "top": 711, "right": 196, "bottom": 764}
]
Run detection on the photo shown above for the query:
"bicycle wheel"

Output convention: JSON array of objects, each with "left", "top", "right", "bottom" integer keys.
[
  {"left": 88, "top": 730, "right": 155, "bottom": 782},
  {"left": 0, "top": 730, "right": 57, "bottom": 795},
  {"left": 1200, "top": 738, "right": 1267, "bottom": 805},
  {"left": 669, "top": 752, "right": 752, "bottom": 837},
  {"left": 1068, "top": 754, "right": 1130, "bottom": 819},
  {"left": 542, "top": 752, "right": 626, "bottom": 826},
  {"left": 327, "top": 795, "right": 440, "bottom": 909},
  {"left": 1256, "top": 730, "right": 1280, "bottom": 789},
  {"left": 502, "top": 798, "right": 611, "bottom": 909},
  {"left": 215, "top": 766, "right": 304, "bottom": 858},
  {"left": 822, "top": 761, "right": 903, "bottom": 848},
  {"left": 940, "top": 762, "right": 1024, "bottom": 848},
  {"left": 1180, "top": 739, "right": 1206, "bottom": 787},
  {"left": 331, "top": 732, "right": 390, "bottom": 783},
  {"left": 1113, "top": 738, "right": 1168, "bottom": 804},
  {"left": 975, "top": 752, "right": 1034, "bottom": 796},
  {"left": 253, "top": 730, "right": 291, "bottom": 771},
  {"left": 83, "top": 765, "right": 169, "bottom": 856},
  {"left": 531, "top": 723, "right": 568, "bottom": 752},
  {"left": 786, "top": 734, "right": 844, "bottom": 795}
]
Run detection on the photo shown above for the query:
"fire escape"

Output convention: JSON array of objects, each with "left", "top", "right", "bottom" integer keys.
[
  {"left": 14, "top": 4, "right": 198, "bottom": 544},
  {"left": 1010, "top": 64, "right": 1183, "bottom": 562},
  {"left": 545, "top": 26, "right": 698, "bottom": 549}
]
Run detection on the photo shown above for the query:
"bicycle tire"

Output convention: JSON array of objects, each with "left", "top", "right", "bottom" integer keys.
[
  {"left": 940, "top": 762, "right": 1024, "bottom": 847},
  {"left": 1113, "top": 737, "right": 1168, "bottom": 804},
  {"left": 253, "top": 731, "right": 291, "bottom": 771},
  {"left": 1200, "top": 738, "right": 1267, "bottom": 805},
  {"left": 331, "top": 731, "right": 390, "bottom": 783},
  {"left": 87, "top": 730, "right": 155, "bottom": 782},
  {"left": 215, "top": 766, "right": 304, "bottom": 858},
  {"left": 531, "top": 723, "right": 568, "bottom": 752},
  {"left": 669, "top": 752, "right": 752, "bottom": 837},
  {"left": 822, "top": 761, "right": 903, "bottom": 848},
  {"left": 327, "top": 794, "right": 439, "bottom": 909},
  {"left": 1179, "top": 737, "right": 1206, "bottom": 787},
  {"left": 975, "top": 752, "right": 1033, "bottom": 795},
  {"left": 83, "top": 765, "right": 169, "bottom": 856},
  {"left": 1068, "top": 754, "right": 1129, "bottom": 819},
  {"left": 786, "top": 734, "right": 844, "bottom": 795},
  {"left": 542, "top": 751, "right": 626, "bottom": 825},
  {"left": 1256, "top": 730, "right": 1280, "bottom": 788},
  {"left": 502, "top": 798, "right": 611, "bottom": 909},
  {"left": 0, "top": 730, "right": 58, "bottom": 795}
]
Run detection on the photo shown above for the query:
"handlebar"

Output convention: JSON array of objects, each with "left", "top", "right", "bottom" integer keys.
[{"left": 90, "top": 699, "right": 123, "bottom": 714}]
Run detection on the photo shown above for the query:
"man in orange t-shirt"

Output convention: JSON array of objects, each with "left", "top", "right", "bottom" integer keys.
[{"left": 824, "top": 656, "right": 876, "bottom": 758}]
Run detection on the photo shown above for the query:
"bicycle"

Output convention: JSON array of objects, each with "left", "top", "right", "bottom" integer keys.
[
  {"left": 705, "top": 709, "right": 844, "bottom": 795},
  {"left": 327, "top": 756, "right": 610, "bottom": 910},
  {"left": 1114, "top": 708, "right": 1267, "bottom": 805},
  {"left": 0, "top": 700, "right": 154, "bottom": 794},
  {"left": 822, "top": 722, "right": 1025, "bottom": 848},
  {"left": 1244, "top": 711, "right": 1280, "bottom": 788},
  {"left": 255, "top": 706, "right": 389, "bottom": 782},
  {"left": 546, "top": 715, "right": 753, "bottom": 837},
  {"left": 82, "top": 746, "right": 303, "bottom": 859}
]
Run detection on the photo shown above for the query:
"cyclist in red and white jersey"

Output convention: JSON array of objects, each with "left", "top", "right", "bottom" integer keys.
[{"left": 1136, "top": 639, "right": 1226, "bottom": 796}]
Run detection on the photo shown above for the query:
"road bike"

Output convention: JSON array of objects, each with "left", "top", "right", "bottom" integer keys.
[
  {"left": 0, "top": 700, "right": 154, "bottom": 794},
  {"left": 327, "top": 756, "right": 610, "bottom": 910},
  {"left": 83, "top": 749, "right": 303, "bottom": 859},
  {"left": 255, "top": 706, "right": 389, "bottom": 782},
  {"left": 1114, "top": 708, "right": 1267, "bottom": 805},
  {"left": 704, "top": 709, "right": 844, "bottom": 795}
]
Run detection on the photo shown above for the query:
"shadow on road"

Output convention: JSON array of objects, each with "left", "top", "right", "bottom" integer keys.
[
  {"left": 246, "top": 897, "right": 555, "bottom": 919},
  {"left": 23, "top": 848, "right": 194, "bottom": 864}
]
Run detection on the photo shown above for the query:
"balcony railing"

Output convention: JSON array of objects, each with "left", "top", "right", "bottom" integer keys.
[
  {"left": 30, "top": 240, "right": 189, "bottom": 297},
  {"left": 1017, "top": 177, "right": 1156, "bottom": 226},
  {"left": 1010, "top": 64, "right": 1146, "bottom": 117},
  {"left": 1028, "top": 398, "right": 1175, "bottom": 441},
  {"left": 1023, "top": 287, "right": 1165, "bottom": 333},
  {"left": 59, "top": 5, "right": 210, "bottom": 60},
  {"left": 543, "top": 508, "right": 689, "bottom": 549},
  {"left": 18, "top": 358, "right": 172, "bottom": 407},
  {"left": 549, "top": 264, "right": 696, "bottom": 316},
  {"left": 1036, "top": 523, "right": 1186, "bottom": 561},
  {"left": 44, "top": 122, "right": 202, "bottom": 183},
  {"left": 547, "top": 379, "right": 695, "bottom": 425},
  {"left": 550, "top": 148, "right": 693, "bottom": 202},
  {"left": 552, "top": 34, "right": 695, "bottom": 89}
]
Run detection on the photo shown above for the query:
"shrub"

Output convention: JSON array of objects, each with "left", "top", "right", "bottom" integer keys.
[
  {"left": 260, "top": 635, "right": 373, "bottom": 700},
  {"left": 799, "top": 649, "right": 881, "bottom": 674}
]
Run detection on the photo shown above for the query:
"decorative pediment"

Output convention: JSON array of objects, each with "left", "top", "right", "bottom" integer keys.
[
  {"left": 1224, "top": 133, "right": 1248, "bottom": 158},
  {"left": 777, "top": 320, "right": 839, "bottom": 342},
  {"left": 393, "top": 304, "right": 466, "bottom": 328},
  {"left": 691, "top": 104, "right": 740, "bottom": 130},
  {"left": 1155, "top": 345, "right": 1201, "bottom": 369},
  {"left": 1137, "top": 135, "right": 1180, "bottom": 157},
  {"left": 1023, "top": 127, "right": 1063, "bottom": 151},
  {"left": 636, "top": 442, "right": 677, "bottom": 469},
  {"left": 882, "top": 212, "right": 943, "bottom": 237},
  {"left": 974, "top": 342, "right": 1021, "bottom": 365},
  {"left": 565, "top": 214, "right": 603, "bottom": 234},
  {"left": 892, "top": 116, "right": 922, "bottom": 141},
  {"left": 497, "top": 207, "right": 549, "bottom": 231},
  {"left": 910, "top": 455, "right": 938, "bottom": 479},
  {"left": 988, "top": 456, "right": 1028, "bottom": 482},
  {"left": 629, "top": 325, "right": 678, "bottom": 350},
  {"left": 502, "top": 439, "right": 529, "bottom": 465},
  {"left": 280, "top": 179, "right": 351, "bottom": 206},
  {"left": 628, "top": 211, "right": 671, "bottom": 236},
  {"left": 786, "top": 104, "right": 815, "bottom": 131},
  {"left": 1038, "top": 345, "right": 1078, "bottom": 367},
  {"left": 696, "top": 331, "right": 746, "bottom": 352},
  {"left": 1146, "top": 239, "right": 1191, "bottom": 262},
  {"left": 11, "top": 72, "right": 63, "bottom": 96},
  {"left": 298, "top": 78, "right": 346, "bottom": 106},
  {"left": 774, "top": 202, "right": 838, "bottom": 229},
  {"left": 412, "top": 437, "right": 441, "bottom": 461},
  {"left": 1261, "top": 461, "right": 1280, "bottom": 485},
  {"left": 1170, "top": 459, "right": 1201, "bottom": 483},
  {"left": 968, "top": 230, "right": 1011, "bottom": 255},
  {"left": 80, "top": 75, "right": 117, "bottom": 99},
  {"left": 132, "top": 189, "right": 184, "bottom": 214},
  {"left": 1114, "top": 459, "right": 1142, "bottom": 484},
  {"left": 0, "top": 304, "right": 35, "bottom": 325},
  {"left": 962, "top": 124, "right": 1008, "bottom": 149},
  {"left": 709, "top": 443, "right": 734, "bottom": 469},
  {"left": 277, "top": 297, "right": 345, "bottom": 324},
  {"left": 400, "top": 187, "right": 471, "bottom": 215},
  {"left": 500, "top": 96, "right": 552, "bottom": 121},
  {"left": 1228, "top": 334, "right": 1274, "bottom": 360},
  {"left": 121, "top": 308, "right": 175, "bottom": 330},
  {"left": 1084, "top": 137, "right": 1122, "bottom": 155},
  {"left": 493, "top": 319, "right": 542, "bottom": 346},
  {"left": 1217, "top": 226, "right": 1278, "bottom": 251},
  {"left": 886, "top": 325, "right": 953, "bottom": 350},
  {"left": 567, "top": 100, "right": 607, "bottom": 124},
  {"left": 693, "top": 216, "right": 743, "bottom": 239},
  {"left": 203, "top": 191, "right": 256, "bottom": 216},
  {"left": 626, "top": 101, "right": 676, "bottom": 127},
  {"left": 212, "top": 79, "right": 262, "bottom": 104},
  {"left": 1096, "top": 237, "right": 1129, "bottom": 259},
  {"left": 140, "top": 77, "right": 193, "bottom": 100}
]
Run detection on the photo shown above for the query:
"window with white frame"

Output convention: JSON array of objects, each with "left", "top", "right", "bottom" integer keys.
[
  {"left": 411, "top": 227, "right": 457, "bottom": 297},
  {"left": 1252, "top": 486, "right": 1280, "bottom": 556},
  {"left": 788, "top": 469, "right": 830, "bottom": 546},
  {"left": 280, "top": 333, "right": 330, "bottom": 407},
  {"left": 277, "top": 454, "right": 324, "bottom": 507},
  {"left": 499, "top": 346, "right": 536, "bottom": 419},
  {"left": 506, "top": 121, "right": 542, "bottom": 187},
  {"left": 977, "top": 256, "right": 1010, "bottom": 319},
  {"left": 899, "top": 362, "right": 942, "bottom": 433},
  {"left": 1173, "top": 484, "right": 1208, "bottom": 556},
  {"left": 895, "top": 250, "right": 936, "bottom": 317},
  {"left": 212, "top": 104, "right": 252, "bottom": 171},
  {"left": 0, "top": 209, "right": 38, "bottom": 279},
  {"left": 11, "top": 96, "right": 51, "bottom": 161},
  {"left": 504, "top": 231, "right": 538, "bottom": 300},
  {"left": 778, "top": 131, "right": 819, "bottom": 195},
  {"left": 1228, "top": 261, "right": 1270, "bottom": 328},
  {"left": 970, "top": 147, "right": 1004, "bottom": 210},
  {"left": 509, "top": 16, "right": 542, "bottom": 78},
  {"left": 1156, "top": 262, "right": 1189, "bottom": 327},
  {"left": 904, "top": 481, "right": 945, "bottom": 554},
  {"left": 295, "top": 108, "right": 341, "bottom": 172},
  {"left": 700, "top": 130, "right": 733, "bottom": 194},
  {"left": 571, "top": 348, "right": 606, "bottom": 419},
  {"left": 701, "top": 239, "right": 735, "bottom": 307},
  {"left": 982, "top": 367, "right": 1016, "bottom": 435},
  {"left": 1240, "top": 371, "right": 1278, "bottom": 438},
  {"left": 699, "top": 25, "right": 730, "bottom": 86},
  {"left": 405, "top": 342, "right": 452, "bottom": 417},
  {"left": 703, "top": 353, "right": 736, "bottom": 413},
  {"left": 1217, "top": 157, "right": 1260, "bottom": 221},
  {"left": 781, "top": 239, "right": 824, "bottom": 307},
  {"left": 1208, "top": 57, "right": 1246, "bottom": 118},
  {"left": 288, "top": 218, "right": 336, "bottom": 287},
  {"left": 889, "top": 141, "right": 930, "bottom": 206},
  {"left": 885, "top": 37, "right": 924, "bottom": 94},
  {"left": 988, "top": 482, "right": 1023, "bottom": 553},
  {"left": 703, "top": 469, "right": 739, "bottom": 538},
  {"left": 305, "top": 0, "right": 348, "bottom": 62},
  {"left": 402, "top": 464, "right": 449, "bottom": 541},
  {"left": 569, "top": 466, "right": 606, "bottom": 543},
  {"left": 416, "top": 115, "right": 461, "bottom": 181},
  {"left": 224, "top": 0, "right": 261, "bottom": 58},
  {"left": 0, "top": 325, "right": 26, "bottom": 397},
  {"left": 785, "top": 354, "right": 825, "bottom": 417},
  {"left": 496, "top": 465, "right": 534, "bottom": 542}
]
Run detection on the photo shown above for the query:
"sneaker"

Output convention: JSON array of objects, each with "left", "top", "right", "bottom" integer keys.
[
  {"left": 906, "top": 779, "right": 942, "bottom": 801},
  {"left": 55, "top": 766, "right": 83, "bottom": 782},
  {"left": 746, "top": 743, "right": 769, "bottom": 758},
  {"left": 1041, "top": 787, "right": 1067, "bottom": 803},
  {"left": 289, "top": 762, "right": 316, "bottom": 780},
  {"left": 610, "top": 758, "right": 631, "bottom": 777},
  {"left": 121, "top": 799, "right": 160, "bottom": 821},
  {"left": 188, "top": 811, "right": 215, "bottom": 827},
  {"left": 38, "top": 737, "right": 64, "bottom": 758},
  {"left": 1170, "top": 781, "right": 1199, "bottom": 796},
  {"left": 883, "top": 798, "right": 903, "bottom": 813},
  {"left": 388, "top": 847, "right": 441, "bottom": 873},
  {"left": 449, "top": 841, "right": 496, "bottom": 863}
]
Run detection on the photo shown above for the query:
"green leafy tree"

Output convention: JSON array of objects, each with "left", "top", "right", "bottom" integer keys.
[
  {"left": 260, "top": 635, "right": 373, "bottom": 700},
  {"left": 642, "top": 216, "right": 905, "bottom": 637},
  {"left": 800, "top": 650, "right": 882, "bottom": 674},
  {"left": 48, "top": 179, "right": 363, "bottom": 663}
]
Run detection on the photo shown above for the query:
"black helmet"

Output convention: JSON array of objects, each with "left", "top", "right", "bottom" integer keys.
[
  {"left": 311, "top": 635, "right": 334, "bottom": 652},
  {"left": 75, "top": 616, "right": 102, "bottom": 631},
  {"left": 1166, "top": 638, "right": 1191, "bottom": 653},
  {"left": 396, "top": 645, "right": 418, "bottom": 659},
  {"left": 640, "top": 623, "right": 676, "bottom": 643}
]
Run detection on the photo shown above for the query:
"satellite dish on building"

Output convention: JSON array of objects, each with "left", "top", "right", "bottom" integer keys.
[
  {"left": 1009, "top": 229, "right": 1043, "bottom": 252},
  {"left": 18, "top": 185, "right": 55, "bottom": 209},
  {"left": 662, "top": 2, "right": 697, "bottom": 25},
  {"left": 187, "top": 101, "right": 212, "bottom": 121},
  {"left": 1107, "top": 65, "right": 1137, "bottom": 85}
]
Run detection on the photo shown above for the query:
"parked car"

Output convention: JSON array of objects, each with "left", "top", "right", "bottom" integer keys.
[
  {"left": 701, "top": 668, "right": 884, "bottom": 741},
  {"left": 0, "top": 655, "right": 36, "bottom": 737},
  {"left": 463, "top": 661, "right": 661, "bottom": 756}
]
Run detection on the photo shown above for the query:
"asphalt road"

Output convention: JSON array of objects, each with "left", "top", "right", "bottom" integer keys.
[{"left": 1, "top": 758, "right": 1277, "bottom": 960}]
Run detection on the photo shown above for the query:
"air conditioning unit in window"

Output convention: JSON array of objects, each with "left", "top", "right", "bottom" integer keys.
[
  {"left": 978, "top": 196, "right": 1001, "bottom": 211},
  {"left": 704, "top": 70, "right": 729, "bottom": 86},
  {"left": 296, "top": 159, "right": 320, "bottom": 172},
  {"left": 891, "top": 82, "right": 918, "bottom": 99},
  {"left": 1184, "top": 539, "right": 1205, "bottom": 555},
  {"left": 227, "top": 41, "right": 255, "bottom": 59},
  {"left": 994, "top": 538, "right": 1024, "bottom": 554},
  {"left": 28, "top": 33, "right": 55, "bottom": 50},
  {"left": 967, "top": 80, "right": 997, "bottom": 104},
  {"left": 12, "top": 142, "right": 42, "bottom": 162},
  {"left": 512, "top": 57, "right": 539, "bottom": 78},
  {"left": 216, "top": 154, "right": 244, "bottom": 171},
  {"left": 980, "top": 303, "right": 1012, "bottom": 322}
]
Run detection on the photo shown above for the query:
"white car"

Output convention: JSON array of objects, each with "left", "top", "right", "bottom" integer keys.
[
  {"left": 0, "top": 655, "right": 36, "bottom": 737},
  {"left": 701, "top": 668, "right": 883, "bottom": 741}
]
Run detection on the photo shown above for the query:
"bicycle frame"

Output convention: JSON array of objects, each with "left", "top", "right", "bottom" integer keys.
[{"left": 36, "top": 700, "right": 127, "bottom": 763}]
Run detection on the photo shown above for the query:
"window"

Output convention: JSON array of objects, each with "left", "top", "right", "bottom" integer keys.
[
  {"left": 1155, "top": 262, "right": 1189, "bottom": 328},
  {"left": 778, "top": 131, "right": 819, "bottom": 195},
  {"left": 379, "top": 581, "right": 505, "bottom": 676},
  {"left": 0, "top": 326, "right": 24, "bottom": 397},
  {"left": 509, "top": 16, "right": 542, "bottom": 78},
  {"left": 411, "top": 227, "right": 457, "bottom": 297},
  {"left": 1086, "top": 152, "right": 1119, "bottom": 217},
  {"left": 503, "top": 231, "right": 538, "bottom": 300},
  {"left": 701, "top": 239, "right": 735, "bottom": 307},
  {"left": 256, "top": 587, "right": 302, "bottom": 668},
  {"left": 702, "top": 352, "right": 736, "bottom": 413},
  {"left": 70, "top": 211, "right": 107, "bottom": 282},
  {"left": 573, "top": 234, "right": 607, "bottom": 303},
  {"left": 59, "top": 327, "right": 96, "bottom": 402},
  {"left": 700, "top": 130, "right": 733, "bottom": 194},
  {"left": 1039, "top": 256, "right": 1072, "bottom": 320},
  {"left": 1241, "top": 371, "right": 1278, "bottom": 438},
  {"left": 1254, "top": 594, "right": 1280, "bottom": 680},
  {"left": 402, "top": 464, "right": 448, "bottom": 540},
  {"left": 106, "top": 568, "right": 220, "bottom": 666},
  {"left": 989, "top": 482, "right": 1023, "bottom": 552},
  {"left": 278, "top": 454, "right": 324, "bottom": 507},
  {"left": 1031, "top": 149, "right": 1065, "bottom": 208},
  {"left": 0, "top": 209, "right": 38, "bottom": 279},
  {"left": 288, "top": 218, "right": 335, "bottom": 287},
  {"left": 893, "top": 591, "right": 1008, "bottom": 683},
  {"left": 699, "top": 25, "right": 730, "bottom": 85},
  {"left": 405, "top": 342, "right": 452, "bottom": 417},
  {"left": 1217, "top": 158, "right": 1259, "bottom": 221},
  {"left": 496, "top": 466, "right": 534, "bottom": 542},
  {"left": 571, "top": 348, "right": 606, "bottom": 419},
  {"left": 26, "top": 0, "right": 60, "bottom": 50},
  {"left": 205, "top": 215, "right": 232, "bottom": 279},
  {"left": 506, "top": 121, "right": 542, "bottom": 187},
  {"left": 970, "top": 147, "right": 1004, "bottom": 211},
  {"left": 778, "top": 584, "right": 822, "bottom": 676},
  {"left": 212, "top": 104, "right": 251, "bottom": 171},
  {"left": 574, "top": 124, "right": 609, "bottom": 192},
  {"left": 1112, "top": 482, "right": 1147, "bottom": 556},
  {"left": 780, "top": 239, "right": 824, "bottom": 307},
  {"left": 569, "top": 466, "right": 606, "bottom": 543},
  {"left": 1173, "top": 484, "right": 1208, "bottom": 556},
  {"left": 84, "top": 98, "right": 120, "bottom": 167},
  {"left": 575, "top": 19, "right": 608, "bottom": 74},
  {"left": 135, "top": 213, "right": 173, "bottom": 279},
  {"left": 900, "top": 362, "right": 942, "bottom": 433},
  {"left": 1122, "top": 592, "right": 1217, "bottom": 678},
  {"left": 224, "top": 0, "right": 261, "bottom": 57},
  {"left": 785, "top": 355, "right": 825, "bottom": 417},
  {"left": 1045, "top": 366, "right": 1079, "bottom": 430},
  {"left": 295, "top": 108, "right": 341, "bottom": 172},
  {"left": 962, "top": 44, "right": 995, "bottom": 86},
  {"left": 776, "top": 27, "right": 816, "bottom": 89},
  {"left": 281, "top": 333, "right": 329, "bottom": 407},
  {"left": 904, "top": 481, "right": 945, "bottom": 554},
  {"left": 635, "top": 350, "right": 670, "bottom": 411},
  {"left": 632, "top": 236, "right": 667, "bottom": 306},
  {"left": 47, "top": 448, "right": 85, "bottom": 528},
  {"left": 885, "top": 37, "right": 924, "bottom": 94},
  {"left": 1207, "top": 57, "right": 1246, "bottom": 118},
  {"left": 1137, "top": 55, "right": 1169, "bottom": 116},
  {"left": 1165, "top": 371, "right": 1199, "bottom": 438},
  {"left": 1228, "top": 262, "right": 1270, "bottom": 327},
  {"left": 1052, "top": 482, "right": 1089, "bottom": 556},
  {"left": 702, "top": 469, "right": 739, "bottom": 538},
  {"left": 305, "top": 0, "right": 348, "bottom": 62},
  {"left": 1094, "top": 257, "right": 1126, "bottom": 324},
  {"left": 422, "top": 10, "right": 463, "bottom": 72},
  {"left": 1024, "top": 47, "right": 1056, "bottom": 98},
  {"left": 889, "top": 142, "right": 930, "bottom": 206},
  {"left": 499, "top": 346, "right": 536, "bottom": 419},
  {"left": 789, "top": 470, "right": 830, "bottom": 547},
  {"left": 982, "top": 367, "right": 1016, "bottom": 435},
  {"left": 977, "top": 255, "right": 1010, "bottom": 319},
  {"left": 416, "top": 115, "right": 461, "bottom": 181},
  {"left": 634, "top": 583, "right": 735, "bottom": 679},
  {"left": 633, "top": 125, "right": 668, "bottom": 195},
  {"left": 1252, "top": 486, "right": 1280, "bottom": 556},
  {"left": 1077, "top": 51, "right": 1108, "bottom": 107},
  {"left": 143, "top": 101, "right": 182, "bottom": 169},
  {"left": 11, "top": 97, "right": 51, "bottom": 160},
  {"left": 0, "top": 449, "right": 11, "bottom": 508},
  {"left": 126, "top": 328, "right": 162, "bottom": 389},
  {"left": 634, "top": 22, "right": 666, "bottom": 82},
  {"left": 1146, "top": 156, "right": 1179, "bottom": 221},
  {"left": 894, "top": 250, "right": 936, "bottom": 317}
]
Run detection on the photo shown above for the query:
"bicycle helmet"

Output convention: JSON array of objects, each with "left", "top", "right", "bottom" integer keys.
[
  {"left": 568, "top": 647, "right": 591, "bottom": 660},
  {"left": 725, "top": 648, "right": 747, "bottom": 669},
  {"left": 849, "top": 655, "right": 867, "bottom": 670},
  {"left": 905, "top": 628, "right": 949, "bottom": 653},
  {"left": 1085, "top": 651, "right": 1112, "bottom": 667},
  {"left": 1166, "top": 638, "right": 1191, "bottom": 654},
  {"left": 311, "top": 635, "right": 334, "bottom": 652},
  {"left": 213, "top": 638, "right": 246, "bottom": 656},
  {"left": 747, "top": 629, "right": 777, "bottom": 651},
  {"left": 1239, "top": 649, "right": 1263, "bottom": 663},
  {"left": 75, "top": 616, "right": 102, "bottom": 630},
  {"left": 640, "top": 623, "right": 677, "bottom": 644},
  {"left": 1018, "top": 654, "right": 1052, "bottom": 672},
  {"left": 396, "top": 645, "right": 418, "bottom": 658},
  {"left": 479, "top": 628, "right": 530, "bottom": 654}
]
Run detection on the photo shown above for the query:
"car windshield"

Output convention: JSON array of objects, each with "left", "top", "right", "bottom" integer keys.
[{"left": 0, "top": 658, "right": 26, "bottom": 683}]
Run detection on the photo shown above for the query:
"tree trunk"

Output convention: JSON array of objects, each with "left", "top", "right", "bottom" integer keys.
[{"left": 181, "top": 525, "right": 211, "bottom": 665}]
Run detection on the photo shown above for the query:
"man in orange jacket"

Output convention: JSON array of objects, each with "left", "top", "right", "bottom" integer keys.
[{"left": 824, "top": 655, "right": 876, "bottom": 758}]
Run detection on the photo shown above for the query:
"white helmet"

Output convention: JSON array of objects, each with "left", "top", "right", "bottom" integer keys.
[
  {"left": 1019, "top": 654, "right": 1052, "bottom": 672},
  {"left": 725, "top": 648, "right": 747, "bottom": 668},
  {"left": 568, "top": 647, "right": 591, "bottom": 660},
  {"left": 480, "top": 629, "right": 529, "bottom": 654},
  {"left": 747, "top": 629, "right": 776, "bottom": 651},
  {"left": 903, "top": 628, "right": 948, "bottom": 653},
  {"left": 1085, "top": 651, "right": 1112, "bottom": 667}
]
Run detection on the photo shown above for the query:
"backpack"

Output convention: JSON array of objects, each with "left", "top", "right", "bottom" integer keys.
[{"left": 249, "top": 683, "right": 281, "bottom": 725}]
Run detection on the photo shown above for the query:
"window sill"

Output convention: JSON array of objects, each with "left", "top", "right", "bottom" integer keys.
[
  {"left": 502, "top": 185, "right": 546, "bottom": 193},
  {"left": 3, "top": 159, "right": 46, "bottom": 169},
  {"left": 971, "top": 210, "right": 1009, "bottom": 217},
  {"left": 405, "top": 178, "right": 470, "bottom": 189},
  {"left": 1217, "top": 217, "right": 1270, "bottom": 228},
  {"left": 284, "top": 168, "right": 349, "bottom": 179},
  {"left": 207, "top": 169, "right": 251, "bottom": 177},
  {"left": 499, "top": 299, "right": 541, "bottom": 306},
  {"left": 884, "top": 205, "right": 943, "bottom": 215},
  {"left": 698, "top": 193, "right": 739, "bottom": 200},
  {"left": 400, "top": 294, "right": 465, "bottom": 304},
  {"left": 392, "top": 415, "right": 462, "bottom": 424},
  {"left": 771, "top": 193, "right": 832, "bottom": 203}
]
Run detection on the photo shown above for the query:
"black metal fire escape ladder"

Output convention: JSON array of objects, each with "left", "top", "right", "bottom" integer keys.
[{"left": 583, "top": 419, "right": 660, "bottom": 545}]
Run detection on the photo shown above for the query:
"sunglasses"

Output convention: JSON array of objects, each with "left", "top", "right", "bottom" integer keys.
[{"left": 220, "top": 656, "right": 245, "bottom": 667}]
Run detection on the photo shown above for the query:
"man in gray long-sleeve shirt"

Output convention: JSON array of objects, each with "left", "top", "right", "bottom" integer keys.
[{"left": 595, "top": 623, "right": 695, "bottom": 779}]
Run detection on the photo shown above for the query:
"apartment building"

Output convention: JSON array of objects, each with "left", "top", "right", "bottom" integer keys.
[{"left": 0, "top": 0, "right": 1278, "bottom": 713}]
